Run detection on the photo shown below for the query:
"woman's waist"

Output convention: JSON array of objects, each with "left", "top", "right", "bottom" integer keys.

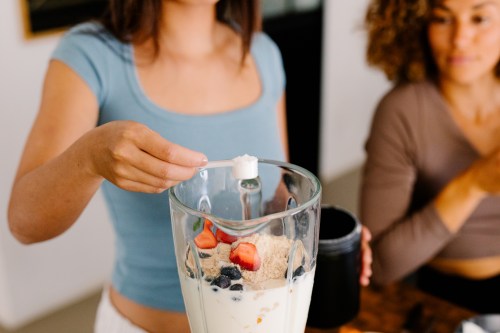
[
  {"left": 429, "top": 255, "right": 500, "bottom": 279},
  {"left": 109, "top": 286, "right": 190, "bottom": 333}
]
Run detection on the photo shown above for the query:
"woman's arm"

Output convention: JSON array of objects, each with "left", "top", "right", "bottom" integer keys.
[
  {"left": 8, "top": 60, "right": 102, "bottom": 244},
  {"left": 8, "top": 61, "right": 206, "bottom": 244},
  {"left": 360, "top": 96, "right": 454, "bottom": 285}
]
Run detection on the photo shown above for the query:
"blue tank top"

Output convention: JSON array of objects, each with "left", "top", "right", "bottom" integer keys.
[{"left": 51, "top": 22, "right": 286, "bottom": 311}]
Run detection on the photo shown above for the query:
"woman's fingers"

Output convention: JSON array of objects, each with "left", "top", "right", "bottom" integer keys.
[
  {"left": 361, "top": 225, "right": 372, "bottom": 243},
  {"left": 360, "top": 226, "right": 373, "bottom": 286},
  {"left": 110, "top": 162, "right": 177, "bottom": 192},
  {"left": 107, "top": 148, "right": 202, "bottom": 192},
  {"left": 114, "top": 177, "right": 180, "bottom": 193},
  {"left": 139, "top": 127, "right": 207, "bottom": 168},
  {"left": 93, "top": 121, "right": 208, "bottom": 191},
  {"left": 128, "top": 148, "right": 200, "bottom": 182}
]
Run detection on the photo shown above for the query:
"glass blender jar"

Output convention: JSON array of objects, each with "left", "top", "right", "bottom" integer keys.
[{"left": 169, "top": 157, "right": 321, "bottom": 333}]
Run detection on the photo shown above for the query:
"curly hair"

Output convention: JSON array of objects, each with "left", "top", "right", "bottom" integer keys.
[
  {"left": 100, "top": 0, "right": 260, "bottom": 60},
  {"left": 365, "top": 0, "right": 435, "bottom": 83},
  {"left": 365, "top": 0, "right": 500, "bottom": 82}
]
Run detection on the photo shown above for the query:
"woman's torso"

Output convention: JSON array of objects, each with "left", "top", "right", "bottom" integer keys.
[
  {"left": 427, "top": 80, "right": 500, "bottom": 278},
  {"left": 405, "top": 81, "right": 500, "bottom": 277},
  {"left": 367, "top": 80, "right": 500, "bottom": 279}
]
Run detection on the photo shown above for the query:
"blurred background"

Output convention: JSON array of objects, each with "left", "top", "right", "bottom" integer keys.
[{"left": 0, "top": 0, "right": 389, "bottom": 331}]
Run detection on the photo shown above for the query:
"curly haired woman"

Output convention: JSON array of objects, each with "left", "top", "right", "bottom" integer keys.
[{"left": 361, "top": 0, "right": 500, "bottom": 313}]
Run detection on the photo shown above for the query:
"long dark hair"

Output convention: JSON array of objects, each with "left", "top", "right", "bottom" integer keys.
[{"left": 100, "top": 0, "right": 261, "bottom": 59}]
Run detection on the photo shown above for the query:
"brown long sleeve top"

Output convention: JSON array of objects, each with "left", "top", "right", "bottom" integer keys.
[{"left": 360, "top": 80, "right": 500, "bottom": 285}]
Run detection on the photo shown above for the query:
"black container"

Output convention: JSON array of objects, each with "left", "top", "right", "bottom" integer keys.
[{"left": 307, "top": 205, "right": 362, "bottom": 328}]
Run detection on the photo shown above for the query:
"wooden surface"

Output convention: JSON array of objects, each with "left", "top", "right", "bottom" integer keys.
[{"left": 306, "top": 282, "right": 476, "bottom": 333}]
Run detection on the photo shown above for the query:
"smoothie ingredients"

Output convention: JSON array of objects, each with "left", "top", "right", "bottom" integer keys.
[
  {"left": 186, "top": 231, "right": 310, "bottom": 287},
  {"left": 181, "top": 227, "right": 315, "bottom": 332}
]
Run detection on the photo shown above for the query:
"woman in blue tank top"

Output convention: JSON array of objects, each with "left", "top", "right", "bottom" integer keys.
[
  {"left": 8, "top": 1, "right": 288, "bottom": 331},
  {"left": 8, "top": 1, "right": 372, "bottom": 332}
]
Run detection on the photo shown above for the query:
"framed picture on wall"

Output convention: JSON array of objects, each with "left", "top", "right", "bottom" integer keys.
[{"left": 21, "top": 0, "right": 107, "bottom": 37}]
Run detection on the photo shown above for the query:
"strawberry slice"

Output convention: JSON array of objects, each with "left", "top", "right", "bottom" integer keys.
[
  {"left": 194, "top": 220, "right": 217, "bottom": 249},
  {"left": 194, "top": 229, "right": 217, "bottom": 249},
  {"left": 229, "top": 242, "right": 261, "bottom": 271},
  {"left": 216, "top": 229, "right": 239, "bottom": 244},
  {"left": 204, "top": 219, "right": 213, "bottom": 230}
]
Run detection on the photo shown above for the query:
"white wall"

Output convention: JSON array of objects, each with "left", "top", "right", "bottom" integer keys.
[
  {"left": 320, "top": 0, "right": 390, "bottom": 182},
  {"left": 0, "top": 1, "right": 114, "bottom": 329}
]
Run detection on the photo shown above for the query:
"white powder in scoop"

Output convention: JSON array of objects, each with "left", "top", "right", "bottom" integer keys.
[{"left": 232, "top": 154, "right": 258, "bottom": 179}]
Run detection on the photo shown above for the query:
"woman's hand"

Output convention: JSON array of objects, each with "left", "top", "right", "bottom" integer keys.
[
  {"left": 467, "top": 148, "right": 500, "bottom": 196},
  {"left": 434, "top": 147, "right": 500, "bottom": 233},
  {"left": 360, "top": 226, "right": 373, "bottom": 286},
  {"left": 86, "top": 120, "right": 207, "bottom": 193}
]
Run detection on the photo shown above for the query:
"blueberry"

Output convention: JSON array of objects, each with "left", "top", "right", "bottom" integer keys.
[
  {"left": 220, "top": 266, "right": 242, "bottom": 280},
  {"left": 229, "top": 284, "right": 244, "bottom": 291},
  {"left": 186, "top": 266, "right": 195, "bottom": 279},
  {"left": 293, "top": 266, "right": 305, "bottom": 278},
  {"left": 211, "top": 275, "right": 231, "bottom": 289}
]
